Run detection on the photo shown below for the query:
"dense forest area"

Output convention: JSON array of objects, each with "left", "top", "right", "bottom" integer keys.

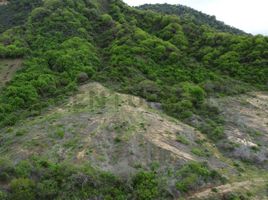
[
  {"left": 138, "top": 4, "right": 246, "bottom": 35},
  {"left": 0, "top": 0, "right": 267, "bottom": 199},
  {"left": 0, "top": 0, "right": 42, "bottom": 33}
]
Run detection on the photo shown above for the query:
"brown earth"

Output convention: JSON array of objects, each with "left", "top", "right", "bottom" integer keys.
[{"left": 0, "top": 59, "right": 22, "bottom": 87}]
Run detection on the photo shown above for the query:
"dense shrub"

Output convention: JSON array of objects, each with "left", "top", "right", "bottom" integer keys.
[
  {"left": 3, "top": 85, "right": 39, "bottom": 109},
  {"left": 0, "top": 0, "right": 43, "bottom": 33},
  {"left": 0, "top": 44, "right": 27, "bottom": 58},
  {"left": 181, "top": 82, "right": 206, "bottom": 105},
  {"left": 132, "top": 171, "right": 160, "bottom": 200},
  {"left": 175, "top": 162, "right": 223, "bottom": 193},
  {"left": 0, "top": 158, "right": 223, "bottom": 199},
  {"left": 0, "top": 158, "right": 170, "bottom": 199}
]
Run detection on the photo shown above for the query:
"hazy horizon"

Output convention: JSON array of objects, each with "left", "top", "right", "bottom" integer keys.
[{"left": 123, "top": 0, "right": 268, "bottom": 36}]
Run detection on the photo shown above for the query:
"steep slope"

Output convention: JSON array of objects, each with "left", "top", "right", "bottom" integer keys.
[
  {"left": 0, "top": 82, "right": 267, "bottom": 199},
  {"left": 210, "top": 92, "right": 268, "bottom": 167},
  {"left": 0, "top": 82, "right": 227, "bottom": 199},
  {"left": 0, "top": 0, "right": 267, "bottom": 199},
  {"left": 0, "top": 82, "right": 226, "bottom": 172},
  {"left": 1, "top": 82, "right": 267, "bottom": 199}
]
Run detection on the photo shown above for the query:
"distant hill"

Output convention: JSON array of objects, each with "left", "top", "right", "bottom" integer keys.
[{"left": 138, "top": 3, "right": 246, "bottom": 35}]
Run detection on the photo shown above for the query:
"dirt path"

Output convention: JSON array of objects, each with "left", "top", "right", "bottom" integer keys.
[
  {"left": 187, "top": 178, "right": 266, "bottom": 199},
  {"left": 0, "top": 59, "right": 22, "bottom": 87}
]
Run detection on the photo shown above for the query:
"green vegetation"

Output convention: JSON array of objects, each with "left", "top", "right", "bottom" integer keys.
[
  {"left": 176, "top": 134, "right": 190, "bottom": 145},
  {"left": 0, "top": 0, "right": 266, "bottom": 143},
  {"left": 0, "top": 0, "right": 267, "bottom": 198},
  {"left": 54, "top": 128, "right": 65, "bottom": 139},
  {"left": 0, "top": 158, "right": 223, "bottom": 199},
  {"left": 132, "top": 171, "right": 160, "bottom": 200},
  {"left": 0, "top": 0, "right": 100, "bottom": 127},
  {"left": 175, "top": 162, "right": 224, "bottom": 193},
  {"left": 0, "top": 0, "right": 43, "bottom": 33},
  {"left": 138, "top": 4, "right": 245, "bottom": 35},
  {"left": 0, "top": 158, "right": 130, "bottom": 200},
  {"left": 191, "top": 147, "right": 210, "bottom": 157}
]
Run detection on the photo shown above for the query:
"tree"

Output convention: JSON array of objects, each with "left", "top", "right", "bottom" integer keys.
[{"left": 132, "top": 171, "right": 160, "bottom": 200}]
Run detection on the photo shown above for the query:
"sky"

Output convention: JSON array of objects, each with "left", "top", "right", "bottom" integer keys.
[{"left": 123, "top": 0, "right": 268, "bottom": 35}]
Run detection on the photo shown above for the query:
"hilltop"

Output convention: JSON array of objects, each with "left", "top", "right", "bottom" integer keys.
[{"left": 138, "top": 3, "right": 246, "bottom": 35}]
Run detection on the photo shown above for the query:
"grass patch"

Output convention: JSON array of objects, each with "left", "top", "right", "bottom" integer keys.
[
  {"left": 54, "top": 128, "right": 65, "bottom": 139},
  {"left": 176, "top": 135, "right": 190, "bottom": 145},
  {"left": 191, "top": 148, "right": 210, "bottom": 157}
]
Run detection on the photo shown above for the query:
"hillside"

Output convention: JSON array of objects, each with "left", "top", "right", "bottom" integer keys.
[
  {"left": 137, "top": 4, "right": 246, "bottom": 35},
  {"left": 1, "top": 82, "right": 267, "bottom": 199},
  {"left": 0, "top": 0, "right": 267, "bottom": 199}
]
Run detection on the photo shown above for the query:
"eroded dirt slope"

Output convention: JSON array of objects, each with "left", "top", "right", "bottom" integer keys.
[
  {"left": 210, "top": 92, "right": 268, "bottom": 167},
  {"left": 0, "top": 59, "right": 22, "bottom": 88},
  {"left": 0, "top": 82, "right": 229, "bottom": 175},
  {"left": 188, "top": 178, "right": 268, "bottom": 200}
]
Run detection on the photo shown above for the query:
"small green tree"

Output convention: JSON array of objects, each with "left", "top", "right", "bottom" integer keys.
[
  {"left": 132, "top": 171, "right": 160, "bottom": 200},
  {"left": 181, "top": 82, "right": 206, "bottom": 106}
]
